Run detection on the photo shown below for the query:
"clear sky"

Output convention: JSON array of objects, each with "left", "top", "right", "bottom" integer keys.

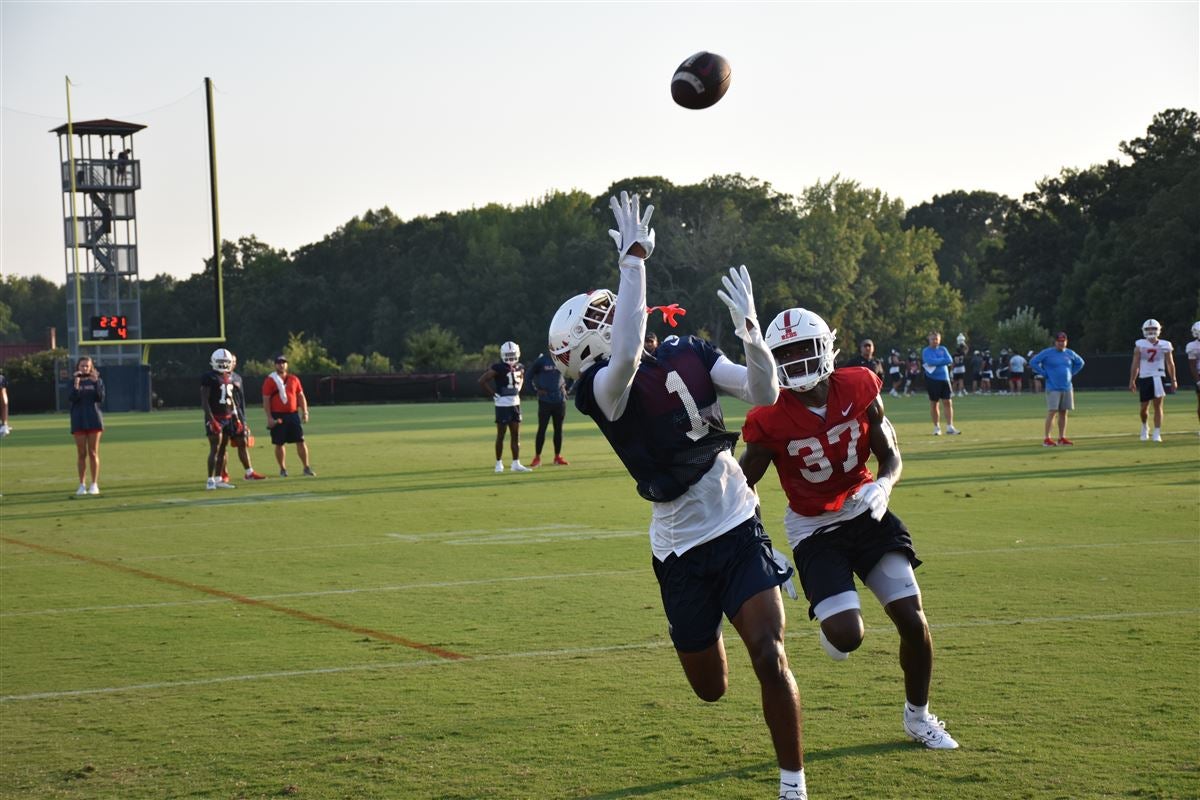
[{"left": 2, "top": 2, "right": 1197, "bottom": 284}]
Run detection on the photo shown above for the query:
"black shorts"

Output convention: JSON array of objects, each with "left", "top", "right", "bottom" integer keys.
[
  {"left": 495, "top": 405, "right": 522, "bottom": 425},
  {"left": 792, "top": 510, "right": 921, "bottom": 620},
  {"left": 652, "top": 517, "right": 792, "bottom": 653},
  {"left": 537, "top": 400, "right": 565, "bottom": 429},
  {"left": 269, "top": 412, "right": 304, "bottom": 445},
  {"left": 1137, "top": 376, "right": 1165, "bottom": 402},
  {"left": 926, "top": 378, "right": 952, "bottom": 401},
  {"left": 204, "top": 415, "right": 240, "bottom": 440}
]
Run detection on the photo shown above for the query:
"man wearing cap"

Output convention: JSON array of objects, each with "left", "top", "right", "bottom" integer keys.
[
  {"left": 843, "top": 338, "right": 885, "bottom": 382},
  {"left": 1030, "top": 333, "right": 1085, "bottom": 447},
  {"left": 262, "top": 355, "right": 314, "bottom": 477}
]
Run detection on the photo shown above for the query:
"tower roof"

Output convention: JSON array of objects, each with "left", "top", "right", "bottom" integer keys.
[{"left": 49, "top": 119, "right": 146, "bottom": 136}]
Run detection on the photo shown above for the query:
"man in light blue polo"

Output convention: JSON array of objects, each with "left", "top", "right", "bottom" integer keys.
[
  {"left": 921, "top": 331, "right": 961, "bottom": 435},
  {"left": 1030, "top": 331, "right": 1086, "bottom": 447}
]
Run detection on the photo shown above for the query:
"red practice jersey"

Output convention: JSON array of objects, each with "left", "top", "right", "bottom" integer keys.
[{"left": 743, "top": 368, "right": 882, "bottom": 516}]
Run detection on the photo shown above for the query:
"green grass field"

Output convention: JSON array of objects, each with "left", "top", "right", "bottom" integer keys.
[{"left": 1, "top": 391, "right": 1197, "bottom": 800}]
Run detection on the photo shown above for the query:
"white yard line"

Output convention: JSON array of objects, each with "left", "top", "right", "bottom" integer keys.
[{"left": 3, "top": 608, "right": 1195, "bottom": 703}]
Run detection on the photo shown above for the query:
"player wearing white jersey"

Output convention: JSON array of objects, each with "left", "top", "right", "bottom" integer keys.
[
  {"left": 1186, "top": 321, "right": 1200, "bottom": 428},
  {"left": 1128, "top": 319, "right": 1177, "bottom": 441}
]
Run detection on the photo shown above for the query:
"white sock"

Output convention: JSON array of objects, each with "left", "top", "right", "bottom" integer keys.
[
  {"left": 779, "top": 768, "right": 805, "bottom": 797},
  {"left": 1153, "top": 427, "right": 1161, "bottom": 435},
  {"left": 905, "top": 701, "right": 929, "bottom": 719}
]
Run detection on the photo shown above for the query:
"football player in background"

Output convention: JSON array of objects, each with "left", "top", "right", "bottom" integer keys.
[
  {"left": 740, "top": 308, "right": 959, "bottom": 751},
  {"left": 219, "top": 353, "right": 266, "bottom": 483},
  {"left": 201, "top": 348, "right": 240, "bottom": 490},
  {"left": 479, "top": 341, "right": 531, "bottom": 473},
  {"left": 1128, "top": 318, "right": 1177, "bottom": 441},
  {"left": 1187, "top": 321, "right": 1200, "bottom": 429},
  {"left": 549, "top": 192, "right": 808, "bottom": 800},
  {"left": 0, "top": 370, "right": 10, "bottom": 437}
]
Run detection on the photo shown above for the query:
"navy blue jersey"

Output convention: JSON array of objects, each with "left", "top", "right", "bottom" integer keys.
[
  {"left": 490, "top": 362, "right": 525, "bottom": 399},
  {"left": 529, "top": 354, "right": 566, "bottom": 404},
  {"left": 575, "top": 335, "right": 739, "bottom": 503},
  {"left": 201, "top": 370, "right": 239, "bottom": 417},
  {"left": 229, "top": 371, "right": 247, "bottom": 417}
]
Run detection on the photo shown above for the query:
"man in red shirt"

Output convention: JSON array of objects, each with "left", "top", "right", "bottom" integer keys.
[
  {"left": 261, "top": 355, "right": 314, "bottom": 477},
  {"left": 739, "top": 307, "right": 958, "bottom": 751}
]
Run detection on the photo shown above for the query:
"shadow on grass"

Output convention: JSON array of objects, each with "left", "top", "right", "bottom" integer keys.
[{"left": 579, "top": 741, "right": 912, "bottom": 799}]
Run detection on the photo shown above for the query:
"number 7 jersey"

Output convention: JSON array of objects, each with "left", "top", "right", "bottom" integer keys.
[{"left": 743, "top": 368, "right": 882, "bottom": 516}]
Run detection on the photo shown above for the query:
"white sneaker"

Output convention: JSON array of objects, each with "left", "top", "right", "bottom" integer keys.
[
  {"left": 206, "top": 477, "right": 217, "bottom": 491},
  {"left": 76, "top": 483, "right": 88, "bottom": 496},
  {"left": 1151, "top": 430, "right": 1162, "bottom": 442},
  {"left": 779, "top": 790, "right": 807, "bottom": 800},
  {"left": 215, "top": 480, "right": 236, "bottom": 489},
  {"left": 88, "top": 483, "right": 100, "bottom": 495},
  {"left": 511, "top": 461, "right": 532, "bottom": 473},
  {"left": 932, "top": 427, "right": 941, "bottom": 436},
  {"left": 946, "top": 426, "right": 961, "bottom": 435},
  {"left": 494, "top": 460, "right": 504, "bottom": 473},
  {"left": 1140, "top": 426, "right": 1149, "bottom": 441},
  {"left": 904, "top": 712, "right": 960, "bottom": 749},
  {"left": 819, "top": 628, "right": 849, "bottom": 661}
]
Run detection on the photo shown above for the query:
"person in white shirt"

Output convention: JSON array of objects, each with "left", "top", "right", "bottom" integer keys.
[
  {"left": 1186, "top": 321, "right": 1200, "bottom": 430},
  {"left": 1128, "top": 319, "right": 1177, "bottom": 442}
]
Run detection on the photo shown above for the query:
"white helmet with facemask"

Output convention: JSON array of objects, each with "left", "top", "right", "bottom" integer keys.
[
  {"left": 764, "top": 308, "right": 839, "bottom": 392},
  {"left": 210, "top": 348, "right": 234, "bottom": 373},
  {"left": 547, "top": 290, "right": 616, "bottom": 379},
  {"left": 500, "top": 341, "right": 521, "bottom": 365}
]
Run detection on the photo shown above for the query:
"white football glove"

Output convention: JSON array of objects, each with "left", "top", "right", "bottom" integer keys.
[
  {"left": 716, "top": 265, "right": 761, "bottom": 344},
  {"left": 770, "top": 547, "right": 799, "bottom": 601},
  {"left": 854, "top": 477, "right": 892, "bottom": 521},
  {"left": 608, "top": 191, "right": 655, "bottom": 261}
]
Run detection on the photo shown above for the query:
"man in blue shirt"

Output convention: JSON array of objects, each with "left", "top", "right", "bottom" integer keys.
[
  {"left": 528, "top": 352, "right": 569, "bottom": 467},
  {"left": 921, "top": 331, "right": 961, "bottom": 435},
  {"left": 1030, "top": 331, "right": 1086, "bottom": 446}
]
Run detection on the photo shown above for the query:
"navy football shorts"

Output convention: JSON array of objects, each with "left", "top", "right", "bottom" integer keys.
[
  {"left": 792, "top": 510, "right": 921, "bottom": 620},
  {"left": 494, "top": 405, "right": 522, "bottom": 425},
  {"left": 652, "top": 517, "right": 792, "bottom": 653},
  {"left": 925, "top": 378, "right": 952, "bottom": 401}
]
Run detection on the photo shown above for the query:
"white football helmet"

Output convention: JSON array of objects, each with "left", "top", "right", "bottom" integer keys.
[
  {"left": 548, "top": 290, "right": 616, "bottom": 379},
  {"left": 1142, "top": 319, "right": 1161, "bottom": 340},
  {"left": 1192, "top": 320, "right": 1200, "bottom": 340},
  {"left": 210, "top": 348, "right": 234, "bottom": 373},
  {"left": 500, "top": 341, "right": 521, "bottom": 365},
  {"left": 764, "top": 308, "right": 839, "bottom": 391}
]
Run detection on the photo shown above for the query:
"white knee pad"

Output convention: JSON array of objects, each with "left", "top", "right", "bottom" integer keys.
[
  {"left": 865, "top": 551, "right": 920, "bottom": 607},
  {"left": 813, "top": 590, "right": 861, "bottom": 621}
]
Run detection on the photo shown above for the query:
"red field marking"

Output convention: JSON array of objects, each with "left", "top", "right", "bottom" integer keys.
[{"left": 0, "top": 536, "right": 466, "bottom": 660}]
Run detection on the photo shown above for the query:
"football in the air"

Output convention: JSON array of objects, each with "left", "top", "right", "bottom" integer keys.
[{"left": 670, "top": 51, "right": 732, "bottom": 110}]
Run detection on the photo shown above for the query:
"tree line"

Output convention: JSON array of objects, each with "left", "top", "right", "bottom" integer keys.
[{"left": 2, "top": 108, "right": 1196, "bottom": 380}]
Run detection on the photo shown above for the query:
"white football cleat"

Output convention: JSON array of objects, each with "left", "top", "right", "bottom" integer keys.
[
  {"left": 215, "top": 480, "right": 236, "bottom": 489},
  {"left": 1151, "top": 430, "right": 1162, "bottom": 442},
  {"left": 88, "top": 483, "right": 100, "bottom": 495},
  {"left": 511, "top": 461, "right": 532, "bottom": 473},
  {"left": 1139, "top": 426, "right": 1149, "bottom": 441},
  {"left": 932, "top": 427, "right": 941, "bottom": 436},
  {"left": 206, "top": 477, "right": 217, "bottom": 491},
  {"left": 494, "top": 460, "right": 504, "bottom": 473},
  {"left": 904, "top": 713, "right": 960, "bottom": 749},
  {"left": 76, "top": 484, "right": 88, "bottom": 496},
  {"left": 946, "top": 426, "right": 961, "bottom": 435}
]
